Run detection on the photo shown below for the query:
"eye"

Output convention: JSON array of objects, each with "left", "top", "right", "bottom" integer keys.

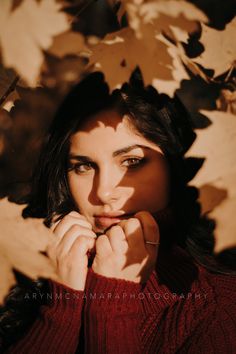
[
  {"left": 122, "top": 157, "right": 145, "bottom": 169},
  {"left": 68, "top": 162, "right": 94, "bottom": 174}
]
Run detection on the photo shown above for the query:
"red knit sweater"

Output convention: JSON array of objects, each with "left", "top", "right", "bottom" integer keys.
[{"left": 4, "top": 246, "right": 236, "bottom": 353}]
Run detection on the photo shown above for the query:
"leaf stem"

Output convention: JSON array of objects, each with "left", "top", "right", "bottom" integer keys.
[
  {"left": 225, "top": 63, "right": 235, "bottom": 83},
  {"left": 69, "top": 0, "right": 98, "bottom": 24},
  {"left": 0, "top": 75, "right": 19, "bottom": 107}
]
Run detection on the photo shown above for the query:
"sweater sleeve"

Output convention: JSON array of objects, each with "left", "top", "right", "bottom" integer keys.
[
  {"left": 6, "top": 279, "right": 84, "bottom": 354},
  {"left": 139, "top": 266, "right": 236, "bottom": 354},
  {"left": 178, "top": 277, "right": 236, "bottom": 354},
  {"left": 179, "top": 306, "right": 236, "bottom": 354},
  {"left": 84, "top": 268, "right": 145, "bottom": 354}
]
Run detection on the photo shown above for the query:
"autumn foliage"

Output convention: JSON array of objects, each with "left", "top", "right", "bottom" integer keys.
[{"left": 0, "top": 0, "right": 235, "bottom": 303}]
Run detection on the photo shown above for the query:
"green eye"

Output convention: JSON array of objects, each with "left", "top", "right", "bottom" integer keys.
[
  {"left": 77, "top": 163, "right": 92, "bottom": 172},
  {"left": 69, "top": 162, "right": 93, "bottom": 174},
  {"left": 122, "top": 158, "right": 144, "bottom": 168}
]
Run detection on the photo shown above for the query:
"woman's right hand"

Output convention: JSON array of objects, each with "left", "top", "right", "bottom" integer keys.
[{"left": 46, "top": 211, "right": 96, "bottom": 291}]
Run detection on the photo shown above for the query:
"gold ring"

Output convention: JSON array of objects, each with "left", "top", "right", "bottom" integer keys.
[{"left": 145, "top": 241, "right": 160, "bottom": 246}]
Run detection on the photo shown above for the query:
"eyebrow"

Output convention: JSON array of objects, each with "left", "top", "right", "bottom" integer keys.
[{"left": 69, "top": 144, "right": 151, "bottom": 161}]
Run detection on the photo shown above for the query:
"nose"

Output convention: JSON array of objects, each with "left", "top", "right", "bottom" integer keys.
[{"left": 95, "top": 165, "right": 121, "bottom": 205}]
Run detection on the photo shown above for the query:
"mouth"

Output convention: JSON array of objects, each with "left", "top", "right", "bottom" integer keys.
[{"left": 94, "top": 213, "right": 134, "bottom": 229}]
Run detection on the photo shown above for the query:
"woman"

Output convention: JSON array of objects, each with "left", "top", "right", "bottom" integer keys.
[{"left": 1, "top": 71, "right": 236, "bottom": 353}]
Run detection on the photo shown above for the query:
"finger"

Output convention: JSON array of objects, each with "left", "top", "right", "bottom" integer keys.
[
  {"left": 51, "top": 211, "right": 88, "bottom": 230},
  {"left": 68, "top": 236, "right": 96, "bottom": 259},
  {"left": 134, "top": 211, "right": 160, "bottom": 257},
  {"left": 95, "top": 234, "right": 112, "bottom": 256},
  {"left": 53, "top": 213, "right": 92, "bottom": 239},
  {"left": 105, "top": 225, "right": 128, "bottom": 253},
  {"left": 56, "top": 224, "right": 96, "bottom": 257},
  {"left": 53, "top": 216, "right": 92, "bottom": 236},
  {"left": 118, "top": 218, "right": 144, "bottom": 249},
  {"left": 50, "top": 215, "right": 62, "bottom": 231},
  {"left": 46, "top": 235, "right": 58, "bottom": 263},
  {"left": 68, "top": 211, "right": 84, "bottom": 218},
  {"left": 47, "top": 224, "right": 96, "bottom": 264}
]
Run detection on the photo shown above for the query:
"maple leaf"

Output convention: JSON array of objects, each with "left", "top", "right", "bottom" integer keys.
[
  {"left": 48, "top": 30, "right": 89, "bottom": 58},
  {"left": 121, "top": 0, "right": 207, "bottom": 40},
  {"left": 187, "top": 110, "right": 236, "bottom": 253},
  {"left": 195, "top": 17, "right": 236, "bottom": 77},
  {"left": 88, "top": 25, "right": 189, "bottom": 96},
  {"left": 152, "top": 34, "right": 189, "bottom": 97},
  {"left": 137, "top": 0, "right": 207, "bottom": 22},
  {"left": 89, "top": 0, "right": 209, "bottom": 96},
  {"left": 0, "top": 198, "right": 57, "bottom": 304},
  {"left": 88, "top": 26, "right": 171, "bottom": 88},
  {"left": 0, "top": 0, "right": 69, "bottom": 86}
]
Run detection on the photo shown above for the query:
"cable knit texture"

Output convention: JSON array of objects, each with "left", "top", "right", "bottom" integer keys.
[{"left": 3, "top": 246, "right": 236, "bottom": 354}]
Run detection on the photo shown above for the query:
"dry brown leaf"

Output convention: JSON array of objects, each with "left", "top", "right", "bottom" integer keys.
[
  {"left": 124, "top": 0, "right": 208, "bottom": 84},
  {"left": 89, "top": 0, "right": 208, "bottom": 96},
  {"left": 138, "top": 0, "right": 207, "bottom": 23},
  {"left": 152, "top": 34, "right": 189, "bottom": 96},
  {"left": 187, "top": 110, "right": 236, "bottom": 253},
  {"left": 88, "top": 26, "right": 172, "bottom": 89},
  {"left": 88, "top": 25, "right": 188, "bottom": 96},
  {"left": 124, "top": 0, "right": 207, "bottom": 39},
  {"left": 0, "top": 0, "right": 69, "bottom": 86},
  {"left": 48, "top": 30, "right": 89, "bottom": 58},
  {"left": 169, "top": 25, "right": 189, "bottom": 43},
  {"left": 0, "top": 198, "right": 58, "bottom": 304},
  {"left": 195, "top": 17, "right": 236, "bottom": 77},
  {"left": 209, "top": 173, "right": 236, "bottom": 253}
]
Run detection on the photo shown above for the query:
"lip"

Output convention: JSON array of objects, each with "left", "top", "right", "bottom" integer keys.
[
  {"left": 94, "top": 211, "right": 126, "bottom": 218},
  {"left": 94, "top": 213, "right": 134, "bottom": 229}
]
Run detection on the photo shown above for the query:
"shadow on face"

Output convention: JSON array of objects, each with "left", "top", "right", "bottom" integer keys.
[{"left": 67, "top": 109, "right": 170, "bottom": 233}]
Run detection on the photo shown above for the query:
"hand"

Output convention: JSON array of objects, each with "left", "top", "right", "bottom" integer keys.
[
  {"left": 47, "top": 211, "right": 97, "bottom": 290},
  {"left": 92, "top": 211, "right": 160, "bottom": 284}
]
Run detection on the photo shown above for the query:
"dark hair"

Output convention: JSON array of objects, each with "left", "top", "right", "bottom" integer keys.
[
  {"left": 1, "top": 70, "right": 236, "bottom": 350},
  {"left": 22, "top": 71, "right": 198, "bottom": 230}
]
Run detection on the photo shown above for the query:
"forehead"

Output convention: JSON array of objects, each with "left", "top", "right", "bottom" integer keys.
[{"left": 69, "top": 109, "right": 161, "bottom": 154}]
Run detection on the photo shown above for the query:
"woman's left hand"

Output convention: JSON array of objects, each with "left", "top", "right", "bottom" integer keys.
[{"left": 91, "top": 211, "right": 160, "bottom": 283}]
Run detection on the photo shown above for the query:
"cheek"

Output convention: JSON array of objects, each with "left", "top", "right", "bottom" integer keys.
[
  {"left": 151, "top": 164, "right": 170, "bottom": 201},
  {"left": 133, "top": 162, "right": 170, "bottom": 209},
  {"left": 67, "top": 174, "right": 91, "bottom": 208},
  {"left": 148, "top": 177, "right": 169, "bottom": 206}
]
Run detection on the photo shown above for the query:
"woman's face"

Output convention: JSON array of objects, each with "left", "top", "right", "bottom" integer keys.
[{"left": 67, "top": 110, "right": 170, "bottom": 234}]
